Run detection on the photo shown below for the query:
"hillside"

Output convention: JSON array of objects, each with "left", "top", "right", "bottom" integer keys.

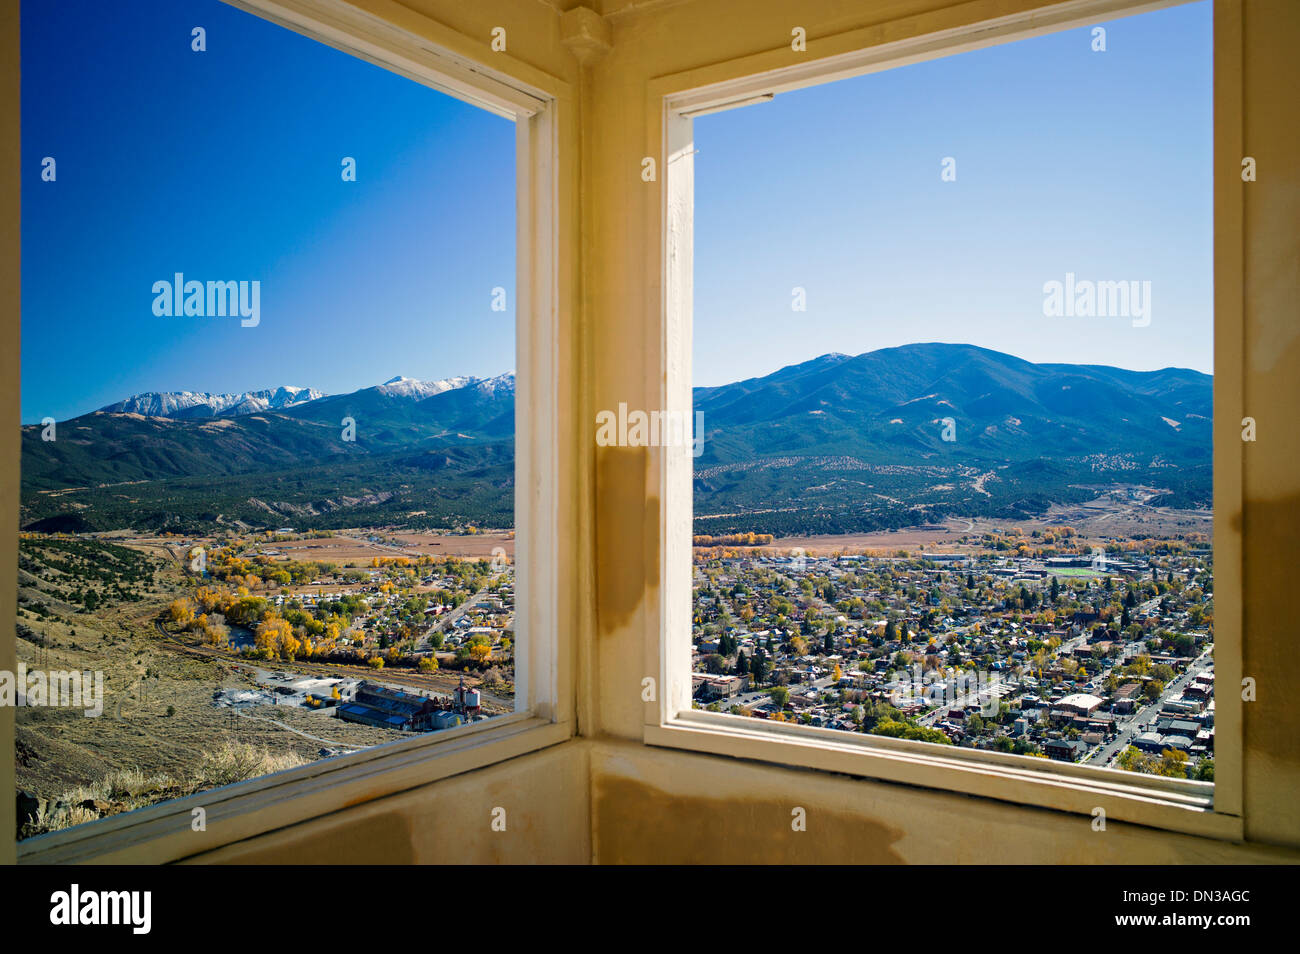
[
  {"left": 21, "top": 345, "right": 1211, "bottom": 534},
  {"left": 691, "top": 343, "right": 1210, "bottom": 534}
]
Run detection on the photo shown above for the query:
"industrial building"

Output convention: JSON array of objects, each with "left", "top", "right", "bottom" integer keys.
[
  {"left": 336, "top": 681, "right": 482, "bottom": 732},
  {"left": 336, "top": 682, "right": 443, "bottom": 731}
]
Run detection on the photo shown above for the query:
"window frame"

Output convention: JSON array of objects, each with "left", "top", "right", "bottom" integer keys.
[
  {"left": 16, "top": 0, "right": 571, "bottom": 864},
  {"left": 646, "top": 0, "right": 1244, "bottom": 842}
]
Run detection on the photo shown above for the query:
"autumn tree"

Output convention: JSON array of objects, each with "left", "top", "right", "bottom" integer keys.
[
  {"left": 255, "top": 615, "right": 293, "bottom": 656},
  {"left": 167, "top": 598, "right": 195, "bottom": 627}
]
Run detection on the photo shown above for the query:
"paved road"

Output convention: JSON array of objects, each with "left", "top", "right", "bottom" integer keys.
[
  {"left": 917, "top": 678, "right": 1015, "bottom": 726},
  {"left": 720, "top": 674, "right": 836, "bottom": 711},
  {"left": 1087, "top": 648, "right": 1213, "bottom": 766},
  {"left": 417, "top": 568, "right": 510, "bottom": 650}
]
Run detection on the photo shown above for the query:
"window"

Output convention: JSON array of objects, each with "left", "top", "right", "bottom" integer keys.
[
  {"left": 651, "top": 0, "right": 1242, "bottom": 839},
  {"left": 16, "top": 0, "right": 564, "bottom": 862}
]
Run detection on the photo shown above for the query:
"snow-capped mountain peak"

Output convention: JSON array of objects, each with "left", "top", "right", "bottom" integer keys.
[
  {"left": 472, "top": 372, "right": 516, "bottom": 396},
  {"left": 100, "top": 371, "right": 516, "bottom": 421},
  {"left": 376, "top": 375, "right": 477, "bottom": 399},
  {"left": 101, "top": 385, "right": 326, "bottom": 419}
]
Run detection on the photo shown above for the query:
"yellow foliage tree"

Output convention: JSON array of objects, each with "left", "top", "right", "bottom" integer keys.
[
  {"left": 167, "top": 598, "right": 195, "bottom": 627},
  {"left": 255, "top": 615, "right": 293, "bottom": 654}
]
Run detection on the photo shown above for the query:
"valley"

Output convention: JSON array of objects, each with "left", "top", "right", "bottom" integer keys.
[
  {"left": 14, "top": 529, "right": 515, "bottom": 838},
  {"left": 20, "top": 343, "right": 1211, "bottom": 537},
  {"left": 14, "top": 342, "right": 1216, "bottom": 837}
]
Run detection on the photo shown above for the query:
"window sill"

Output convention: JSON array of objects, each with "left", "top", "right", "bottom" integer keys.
[
  {"left": 18, "top": 712, "right": 571, "bottom": 865},
  {"left": 647, "top": 710, "right": 1240, "bottom": 842}
]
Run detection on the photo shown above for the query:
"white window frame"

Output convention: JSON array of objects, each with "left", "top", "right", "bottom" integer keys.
[
  {"left": 17, "top": 0, "right": 570, "bottom": 864},
  {"left": 646, "top": 0, "right": 1244, "bottom": 842}
]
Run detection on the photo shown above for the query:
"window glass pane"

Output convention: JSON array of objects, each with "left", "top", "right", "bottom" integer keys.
[
  {"left": 691, "top": 2, "right": 1214, "bottom": 783},
  {"left": 18, "top": 0, "right": 517, "bottom": 839}
]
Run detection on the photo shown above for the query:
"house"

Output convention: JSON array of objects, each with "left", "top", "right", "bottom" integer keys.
[
  {"left": 1055, "top": 693, "right": 1104, "bottom": 717},
  {"left": 1043, "top": 739, "right": 1085, "bottom": 762},
  {"left": 1113, "top": 682, "right": 1143, "bottom": 713},
  {"left": 1134, "top": 731, "right": 1170, "bottom": 754}
]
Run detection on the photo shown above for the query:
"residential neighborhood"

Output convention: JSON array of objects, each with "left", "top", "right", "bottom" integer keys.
[{"left": 691, "top": 529, "right": 1215, "bottom": 781}]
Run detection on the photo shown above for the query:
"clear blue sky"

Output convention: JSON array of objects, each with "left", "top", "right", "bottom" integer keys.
[
  {"left": 23, "top": 1, "right": 1211, "bottom": 421},
  {"left": 21, "top": 0, "right": 515, "bottom": 423},
  {"left": 694, "top": 1, "right": 1212, "bottom": 386}
]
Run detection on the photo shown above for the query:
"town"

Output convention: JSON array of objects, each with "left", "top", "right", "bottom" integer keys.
[
  {"left": 164, "top": 529, "right": 517, "bottom": 721},
  {"left": 14, "top": 528, "right": 518, "bottom": 837},
  {"left": 691, "top": 527, "right": 1214, "bottom": 781}
]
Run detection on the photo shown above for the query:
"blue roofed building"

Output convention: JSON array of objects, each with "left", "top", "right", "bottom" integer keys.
[{"left": 337, "top": 681, "right": 442, "bottom": 731}]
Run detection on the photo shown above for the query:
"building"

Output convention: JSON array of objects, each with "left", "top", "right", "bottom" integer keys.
[
  {"left": 337, "top": 682, "right": 443, "bottom": 731},
  {"left": 1113, "top": 682, "right": 1143, "bottom": 714},
  {"left": 454, "top": 677, "right": 482, "bottom": 717},
  {"left": 1044, "top": 739, "right": 1085, "bottom": 762},
  {"left": 1134, "top": 731, "right": 1170, "bottom": 754},
  {"left": 1055, "top": 693, "right": 1104, "bottom": 717},
  {"left": 694, "top": 674, "right": 749, "bottom": 701}
]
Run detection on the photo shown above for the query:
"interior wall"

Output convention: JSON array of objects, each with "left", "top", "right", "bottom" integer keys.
[
  {"left": 590, "top": 740, "right": 1295, "bottom": 864},
  {"left": 582, "top": 0, "right": 1300, "bottom": 863},
  {"left": 165, "top": 0, "right": 1300, "bottom": 864},
  {"left": 1237, "top": 0, "right": 1300, "bottom": 848},
  {"left": 186, "top": 741, "right": 590, "bottom": 864}
]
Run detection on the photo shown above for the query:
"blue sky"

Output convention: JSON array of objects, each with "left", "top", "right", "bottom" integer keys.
[
  {"left": 21, "top": 0, "right": 515, "bottom": 423},
  {"left": 22, "top": 0, "right": 1212, "bottom": 421},
  {"left": 694, "top": 1, "right": 1212, "bottom": 386}
]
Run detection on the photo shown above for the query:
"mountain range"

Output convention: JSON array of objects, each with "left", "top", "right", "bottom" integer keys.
[
  {"left": 20, "top": 344, "right": 1211, "bottom": 535},
  {"left": 100, "top": 385, "right": 328, "bottom": 419},
  {"left": 94, "top": 373, "right": 505, "bottom": 420}
]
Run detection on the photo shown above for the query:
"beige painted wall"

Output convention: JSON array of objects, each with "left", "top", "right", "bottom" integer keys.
[
  {"left": 590, "top": 740, "right": 1300, "bottom": 864},
  {"left": 577, "top": 0, "right": 1300, "bottom": 863},
  {"left": 186, "top": 741, "right": 590, "bottom": 864},
  {"left": 1236, "top": 0, "right": 1300, "bottom": 849},
  {"left": 5, "top": 0, "right": 1299, "bottom": 865}
]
